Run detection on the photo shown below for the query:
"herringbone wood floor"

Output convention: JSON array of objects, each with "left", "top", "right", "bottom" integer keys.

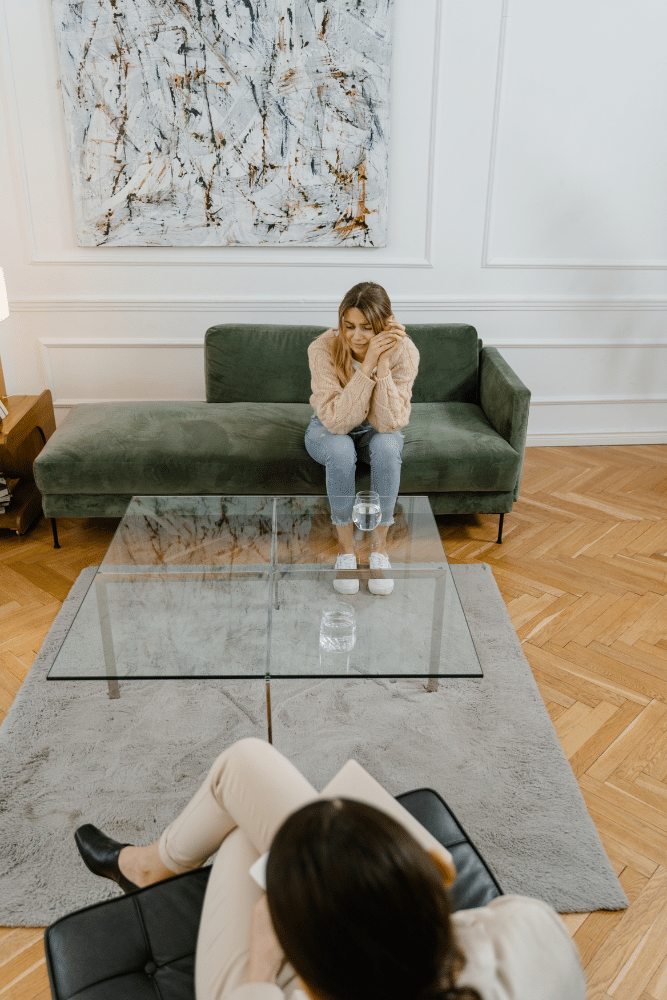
[{"left": 2, "top": 444, "right": 667, "bottom": 1000}]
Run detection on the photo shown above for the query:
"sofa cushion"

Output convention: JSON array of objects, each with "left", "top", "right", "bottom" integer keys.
[
  {"left": 34, "top": 400, "right": 519, "bottom": 499},
  {"left": 407, "top": 325, "right": 480, "bottom": 404},
  {"left": 400, "top": 403, "right": 521, "bottom": 493},
  {"left": 35, "top": 402, "right": 325, "bottom": 496},
  {"left": 206, "top": 325, "right": 327, "bottom": 403},
  {"left": 204, "top": 324, "right": 481, "bottom": 405}
]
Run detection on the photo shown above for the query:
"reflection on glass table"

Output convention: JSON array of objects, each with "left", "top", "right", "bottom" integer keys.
[{"left": 48, "top": 496, "right": 482, "bottom": 740}]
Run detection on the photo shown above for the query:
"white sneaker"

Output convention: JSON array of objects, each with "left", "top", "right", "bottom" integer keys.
[
  {"left": 368, "top": 552, "right": 394, "bottom": 595},
  {"left": 334, "top": 554, "right": 359, "bottom": 595}
]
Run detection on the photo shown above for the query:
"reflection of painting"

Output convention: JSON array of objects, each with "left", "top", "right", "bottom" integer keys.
[{"left": 51, "top": 0, "right": 394, "bottom": 247}]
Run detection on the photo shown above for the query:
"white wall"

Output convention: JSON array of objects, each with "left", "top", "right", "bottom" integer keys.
[{"left": 1, "top": 0, "right": 666, "bottom": 444}]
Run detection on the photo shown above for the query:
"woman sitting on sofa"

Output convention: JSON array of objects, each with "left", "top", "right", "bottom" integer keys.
[
  {"left": 74, "top": 738, "right": 586, "bottom": 1000},
  {"left": 305, "top": 281, "right": 419, "bottom": 596}
]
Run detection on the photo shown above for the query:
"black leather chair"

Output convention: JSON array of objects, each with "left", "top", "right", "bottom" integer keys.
[{"left": 45, "top": 789, "right": 502, "bottom": 1000}]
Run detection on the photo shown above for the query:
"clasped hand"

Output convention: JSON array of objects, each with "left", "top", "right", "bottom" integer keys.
[{"left": 361, "top": 315, "right": 406, "bottom": 378}]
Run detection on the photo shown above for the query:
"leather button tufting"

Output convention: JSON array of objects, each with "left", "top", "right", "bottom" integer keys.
[{"left": 144, "top": 961, "right": 157, "bottom": 976}]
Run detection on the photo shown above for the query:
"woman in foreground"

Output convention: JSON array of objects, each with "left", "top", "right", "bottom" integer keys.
[
  {"left": 305, "top": 282, "right": 419, "bottom": 596},
  {"left": 74, "top": 738, "right": 586, "bottom": 1000}
]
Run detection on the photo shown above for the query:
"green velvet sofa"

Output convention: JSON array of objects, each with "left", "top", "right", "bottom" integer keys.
[{"left": 34, "top": 324, "right": 531, "bottom": 540}]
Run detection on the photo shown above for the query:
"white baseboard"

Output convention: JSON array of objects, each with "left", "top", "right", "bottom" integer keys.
[{"left": 526, "top": 431, "right": 667, "bottom": 447}]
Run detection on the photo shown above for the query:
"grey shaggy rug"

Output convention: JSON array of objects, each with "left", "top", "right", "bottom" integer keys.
[{"left": 0, "top": 564, "right": 627, "bottom": 926}]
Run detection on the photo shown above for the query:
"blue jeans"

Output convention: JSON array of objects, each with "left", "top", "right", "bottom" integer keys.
[{"left": 304, "top": 415, "right": 404, "bottom": 527}]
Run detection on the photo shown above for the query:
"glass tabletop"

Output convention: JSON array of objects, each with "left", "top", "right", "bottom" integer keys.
[{"left": 47, "top": 495, "right": 483, "bottom": 681}]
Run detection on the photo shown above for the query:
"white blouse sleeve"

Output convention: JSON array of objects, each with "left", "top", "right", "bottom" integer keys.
[
  {"left": 224, "top": 984, "right": 311, "bottom": 1000},
  {"left": 224, "top": 983, "right": 288, "bottom": 1000},
  {"left": 452, "top": 895, "right": 586, "bottom": 1000}
]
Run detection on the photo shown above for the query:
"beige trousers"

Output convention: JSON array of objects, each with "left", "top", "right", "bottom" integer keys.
[{"left": 157, "top": 738, "right": 454, "bottom": 1000}]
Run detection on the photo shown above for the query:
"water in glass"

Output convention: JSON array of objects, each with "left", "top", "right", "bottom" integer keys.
[
  {"left": 319, "top": 600, "right": 356, "bottom": 652},
  {"left": 352, "top": 491, "right": 381, "bottom": 531}
]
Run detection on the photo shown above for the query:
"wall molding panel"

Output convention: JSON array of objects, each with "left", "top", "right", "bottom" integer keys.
[
  {"left": 421, "top": 0, "right": 444, "bottom": 272},
  {"left": 484, "top": 258, "right": 667, "bottom": 271},
  {"left": 24, "top": 251, "right": 435, "bottom": 270},
  {"left": 0, "top": 2, "right": 38, "bottom": 265},
  {"left": 480, "top": 0, "right": 510, "bottom": 271},
  {"left": 39, "top": 338, "right": 207, "bottom": 408},
  {"left": 481, "top": 0, "right": 667, "bottom": 269},
  {"left": 16, "top": 297, "right": 667, "bottom": 314}
]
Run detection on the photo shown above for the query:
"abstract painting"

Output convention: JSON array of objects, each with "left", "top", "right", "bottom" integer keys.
[{"left": 51, "top": 0, "right": 395, "bottom": 246}]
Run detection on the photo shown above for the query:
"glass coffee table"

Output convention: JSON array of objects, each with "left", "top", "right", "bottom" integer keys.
[{"left": 48, "top": 495, "right": 482, "bottom": 740}]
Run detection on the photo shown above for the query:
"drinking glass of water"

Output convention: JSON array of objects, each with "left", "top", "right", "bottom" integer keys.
[
  {"left": 352, "top": 491, "right": 381, "bottom": 531},
  {"left": 319, "top": 600, "right": 356, "bottom": 651}
]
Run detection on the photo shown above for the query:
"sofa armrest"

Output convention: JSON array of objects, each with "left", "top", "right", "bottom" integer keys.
[{"left": 479, "top": 347, "right": 531, "bottom": 500}]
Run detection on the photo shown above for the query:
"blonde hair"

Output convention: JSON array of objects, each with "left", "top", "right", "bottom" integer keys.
[{"left": 332, "top": 282, "right": 393, "bottom": 385}]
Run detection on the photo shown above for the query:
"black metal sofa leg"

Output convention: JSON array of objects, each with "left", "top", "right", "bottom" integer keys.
[
  {"left": 35, "top": 425, "right": 61, "bottom": 549},
  {"left": 497, "top": 513, "right": 504, "bottom": 544}
]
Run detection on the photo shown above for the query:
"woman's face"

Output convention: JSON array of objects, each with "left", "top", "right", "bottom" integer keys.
[{"left": 342, "top": 307, "right": 376, "bottom": 361}]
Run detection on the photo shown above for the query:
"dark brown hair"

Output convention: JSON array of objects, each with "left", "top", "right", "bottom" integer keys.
[
  {"left": 333, "top": 282, "right": 393, "bottom": 384},
  {"left": 266, "top": 798, "right": 481, "bottom": 1000}
]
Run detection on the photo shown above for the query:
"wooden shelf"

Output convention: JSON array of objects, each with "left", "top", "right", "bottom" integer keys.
[
  {"left": 0, "top": 390, "right": 56, "bottom": 538},
  {"left": 1, "top": 391, "right": 55, "bottom": 448},
  {"left": 0, "top": 478, "right": 43, "bottom": 535}
]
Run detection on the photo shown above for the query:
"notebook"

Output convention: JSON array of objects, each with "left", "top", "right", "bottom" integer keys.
[{"left": 250, "top": 759, "right": 455, "bottom": 889}]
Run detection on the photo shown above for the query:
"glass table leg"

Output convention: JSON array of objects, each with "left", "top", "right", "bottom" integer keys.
[
  {"left": 427, "top": 569, "right": 447, "bottom": 693},
  {"left": 96, "top": 576, "right": 120, "bottom": 699},
  {"left": 265, "top": 676, "right": 273, "bottom": 744}
]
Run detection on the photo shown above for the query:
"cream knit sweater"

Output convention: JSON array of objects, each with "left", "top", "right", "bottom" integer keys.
[{"left": 308, "top": 328, "right": 420, "bottom": 435}]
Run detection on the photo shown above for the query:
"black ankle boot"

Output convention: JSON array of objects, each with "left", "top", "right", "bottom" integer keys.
[{"left": 74, "top": 824, "right": 139, "bottom": 894}]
